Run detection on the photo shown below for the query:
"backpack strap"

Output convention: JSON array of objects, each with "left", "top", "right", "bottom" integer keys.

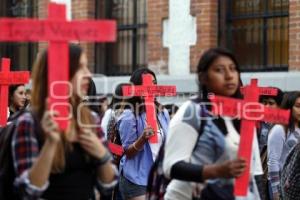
[
  {"left": 191, "top": 102, "right": 208, "bottom": 153},
  {"left": 186, "top": 99, "right": 208, "bottom": 138},
  {"left": 107, "top": 111, "right": 124, "bottom": 156}
]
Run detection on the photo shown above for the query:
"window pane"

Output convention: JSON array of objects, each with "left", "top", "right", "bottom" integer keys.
[
  {"left": 137, "top": 0, "right": 147, "bottom": 24},
  {"left": 137, "top": 27, "right": 147, "bottom": 68},
  {"left": 231, "top": 19, "right": 263, "bottom": 70},
  {"left": 0, "top": 0, "right": 38, "bottom": 71},
  {"left": 268, "top": 0, "right": 289, "bottom": 14},
  {"left": 11, "top": 0, "right": 31, "bottom": 17},
  {"left": 219, "top": 0, "right": 288, "bottom": 71},
  {"left": 95, "top": 0, "right": 147, "bottom": 75},
  {"left": 117, "top": 30, "right": 132, "bottom": 73},
  {"left": 267, "top": 17, "right": 288, "bottom": 68},
  {"left": 232, "top": 0, "right": 263, "bottom": 16}
]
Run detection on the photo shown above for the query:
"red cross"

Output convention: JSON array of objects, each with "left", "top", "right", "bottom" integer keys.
[
  {"left": 0, "top": 3, "right": 116, "bottom": 131},
  {"left": 122, "top": 74, "right": 176, "bottom": 143},
  {"left": 0, "top": 58, "right": 30, "bottom": 126},
  {"left": 108, "top": 143, "right": 124, "bottom": 156},
  {"left": 209, "top": 79, "right": 290, "bottom": 196}
]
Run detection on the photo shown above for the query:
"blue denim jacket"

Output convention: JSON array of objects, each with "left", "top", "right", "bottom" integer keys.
[{"left": 117, "top": 109, "right": 170, "bottom": 186}]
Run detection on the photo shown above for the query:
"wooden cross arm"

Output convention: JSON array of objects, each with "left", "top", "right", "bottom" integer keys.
[
  {"left": 122, "top": 86, "right": 177, "bottom": 97},
  {"left": 262, "top": 107, "right": 290, "bottom": 124},
  {"left": 209, "top": 95, "right": 240, "bottom": 117},
  {"left": 0, "top": 72, "right": 30, "bottom": 84},
  {"left": 108, "top": 142, "right": 124, "bottom": 156},
  {"left": 0, "top": 18, "right": 116, "bottom": 42},
  {"left": 241, "top": 87, "right": 278, "bottom": 96},
  {"left": 209, "top": 95, "right": 290, "bottom": 124}
]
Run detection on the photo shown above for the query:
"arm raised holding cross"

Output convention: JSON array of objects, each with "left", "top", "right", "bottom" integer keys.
[
  {"left": 12, "top": 44, "right": 118, "bottom": 200},
  {"left": 117, "top": 68, "right": 173, "bottom": 198},
  {"left": 5, "top": 3, "right": 118, "bottom": 199}
]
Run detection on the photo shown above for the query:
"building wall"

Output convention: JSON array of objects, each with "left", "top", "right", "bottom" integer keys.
[
  {"left": 37, "top": 0, "right": 300, "bottom": 74},
  {"left": 289, "top": 0, "right": 300, "bottom": 70},
  {"left": 147, "top": 0, "right": 300, "bottom": 73},
  {"left": 190, "top": 0, "right": 218, "bottom": 73},
  {"left": 147, "top": 0, "right": 169, "bottom": 74},
  {"left": 147, "top": 0, "right": 218, "bottom": 74}
]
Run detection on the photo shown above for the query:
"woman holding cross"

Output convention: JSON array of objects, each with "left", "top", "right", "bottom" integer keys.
[
  {"left": 117, "top": 68, "right": 170, "bottom": 200},
  {"left": 162, "top": 47, "right": 262, "bottom": 200},
  {"left": 11, "top": 44, "right": 118, "bottom": 200}
]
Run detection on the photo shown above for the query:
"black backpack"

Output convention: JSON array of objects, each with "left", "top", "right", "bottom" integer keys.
[
  {"left": 0, "top": 110, "right": 41, "bottom": 200},
  {"left": 146, "top": 103, "right": 207, "bottom": 200},
  {"left": 107, "top": 111, "right": 124, "bottom": 167},
  {"left": 280, "top": 143, "right": 300, "bottom": 200}
]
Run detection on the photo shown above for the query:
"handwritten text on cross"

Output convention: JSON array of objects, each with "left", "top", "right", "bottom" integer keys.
[
  {"left": 0, "top": 3, "right": 116, "bottom": 131},
  {"left": 122, "top": 74, "right": 176, "bottom": 143}
]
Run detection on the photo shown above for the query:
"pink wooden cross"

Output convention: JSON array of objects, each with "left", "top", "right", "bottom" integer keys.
[
  {"left": 0, "top": 58, "right": 30, "bottom": 126},
  {"left": 209, "top": 79, "right": 290, "bottom": 196},
  {"left": 0, "top": 3, "right": 116, "bottom": 131},
  {"left": 122, "top": 74, "right": 176, "bottom": 143},
  {"left": 108, "top": 143, "right": 124, "bottom": 156}
]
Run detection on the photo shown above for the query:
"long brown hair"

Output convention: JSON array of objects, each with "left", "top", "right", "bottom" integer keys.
[{"left": 31, "top": 44, "right": 95, "bottom": 173}]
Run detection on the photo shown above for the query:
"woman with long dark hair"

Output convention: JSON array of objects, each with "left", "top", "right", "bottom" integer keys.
[
  {"left": 117, "top": 68, "right": 170, "bottom": 200},
  {"left": 163, "top": 47, "right": 261, "bottom": 200},
  {"left": 8, "top": 84, "right": 26, "bottom": 117}
]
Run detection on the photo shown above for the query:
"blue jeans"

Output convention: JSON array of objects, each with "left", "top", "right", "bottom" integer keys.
[{"left": 268, "top": 180, "right": 274, "bottom": 200}]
